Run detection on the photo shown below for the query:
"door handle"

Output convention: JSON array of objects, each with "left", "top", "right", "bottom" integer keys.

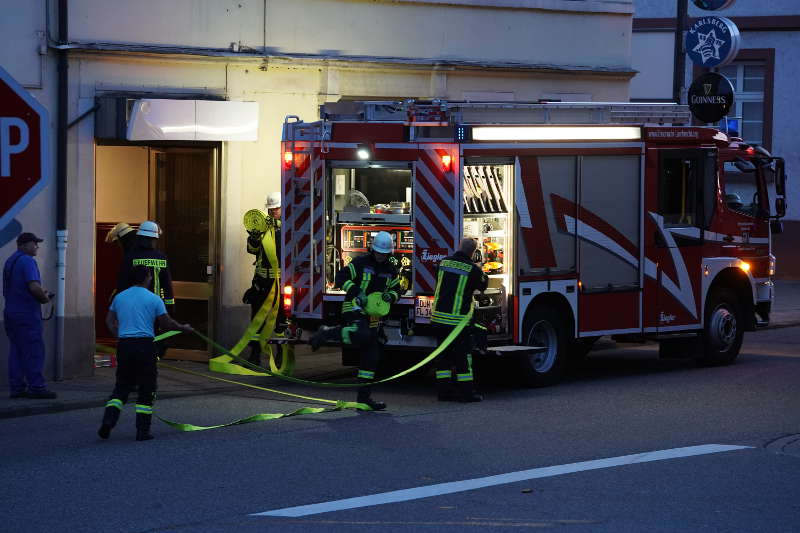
[{"left": 723, "top": 235, "right": 734, "bottom": 243}]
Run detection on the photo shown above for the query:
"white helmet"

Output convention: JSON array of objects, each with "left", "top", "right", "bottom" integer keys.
[
  {"left": 372, "top": 231, "right": 393, "bottom": 254},
  {"left": 265, "top": 192, "right": 281, "bottom": 210},
  {"left": 137, "top": 220, "right": 162, "bottom": 238}
]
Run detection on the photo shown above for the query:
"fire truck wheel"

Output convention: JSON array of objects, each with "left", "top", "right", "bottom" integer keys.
[
  {"left": 699, "top": 288, "right": 743, "bottom": 366},
  {"left": 520, "top": 306, "right": 569, "bottom": 387}
]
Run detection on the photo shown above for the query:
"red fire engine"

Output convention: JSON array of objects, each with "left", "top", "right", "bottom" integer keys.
[{"left": 279, "top": 100, "right": 787, "bottom": 386}]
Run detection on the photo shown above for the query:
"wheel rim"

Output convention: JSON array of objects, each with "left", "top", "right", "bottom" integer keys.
[
  {"left": 709, "top": 304, "right": 737, "bottom": 352},
  {"left": 526, "top": 320, "right": 558, "bottom": 373}
]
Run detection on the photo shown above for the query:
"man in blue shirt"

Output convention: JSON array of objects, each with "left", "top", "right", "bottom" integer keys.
[
  {"left": 3, "top": 232, "right": 56, "bottom": 399},
  {"left": 99, "top": 265, "right": 191, "bottom": 441}
]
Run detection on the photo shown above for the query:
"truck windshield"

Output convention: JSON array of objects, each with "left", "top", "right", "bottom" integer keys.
[{"left": 722, "top": 161, "right": 764, "bottom": 217}]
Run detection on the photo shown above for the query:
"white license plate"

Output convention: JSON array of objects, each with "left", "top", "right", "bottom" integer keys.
[{"left": 415, "top": 296, "right": 433, "bottom": 323}]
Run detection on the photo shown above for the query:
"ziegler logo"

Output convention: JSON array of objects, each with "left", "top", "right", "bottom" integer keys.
[
  {"left": 659, "top": 312, "right": 677, "bottom": 324},
  {"left": 420, "top": 249, "right": 447, "bottom": 263}
]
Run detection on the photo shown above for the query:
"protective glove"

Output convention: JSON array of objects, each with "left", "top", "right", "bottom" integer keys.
[
  {"left": 354, "top": 290, "right": 367, "bottom": 308},
  {"left": 381, "top": 292, "right": 393, "bottom": 302}
]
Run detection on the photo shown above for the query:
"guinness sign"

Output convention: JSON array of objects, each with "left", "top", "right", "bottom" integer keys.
[{"left": 688, "top": 72, "right": 734, "bottom": 123}]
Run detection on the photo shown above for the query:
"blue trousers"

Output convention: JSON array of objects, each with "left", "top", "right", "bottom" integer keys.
[{"left": 4, "top": 313, "right": 46, "bottom": 393}]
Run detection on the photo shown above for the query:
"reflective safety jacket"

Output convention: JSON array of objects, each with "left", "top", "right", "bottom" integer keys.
[
  {"left": 334, "top": 252, "right": 402, "bottom": 323},
  {"left": 116, "top": 246, "right": 175, "bottom": 306},
  {"left": 431, "top": 251, "right": 488, "bottom": 326},
  {"left": 248, "top": 216, "right": 281, "bottom": 281}
]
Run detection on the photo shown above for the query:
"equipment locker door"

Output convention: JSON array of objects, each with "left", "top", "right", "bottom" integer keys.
[
  {"left": 644, "top": 148, "right": 714, "bottom": 331},
  {"left": 282, "top": 145, "right": 324, "bottom": 318},
  {"left": 413, "top": 144, "right": 461, "bottom": 293}
]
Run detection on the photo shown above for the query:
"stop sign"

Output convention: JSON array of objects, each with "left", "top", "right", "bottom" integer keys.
[{"left": 0, "top": 65, "right": 49, "bottom": 231}]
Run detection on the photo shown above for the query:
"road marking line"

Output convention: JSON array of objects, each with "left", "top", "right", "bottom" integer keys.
[{"left": 252, "top": 444, "right": 751, "bottom": 518}]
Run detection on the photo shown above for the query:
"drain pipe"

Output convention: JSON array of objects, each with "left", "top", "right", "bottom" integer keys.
[{"left": 54, "top": 0, "right": 68, "bottom": 380}]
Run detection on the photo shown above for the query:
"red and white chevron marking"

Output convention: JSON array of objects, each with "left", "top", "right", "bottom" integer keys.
[
  {"left": 413, "top": 145, "right": 460, "bottom": 293},
  {"left": 281, "top": 145, "right": 322, "bottom": 318}
]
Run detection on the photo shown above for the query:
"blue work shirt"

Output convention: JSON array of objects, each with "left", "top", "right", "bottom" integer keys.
[
  {"left": 110, "top": 286, "right": 167, "bottom": 339},
  {"left": 3, "top": 251, "right": 42, "bottom": 317}
]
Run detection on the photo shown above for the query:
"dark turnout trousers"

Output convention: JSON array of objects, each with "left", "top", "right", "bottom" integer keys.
[{"left": 101, "top": 337, "right": 158, "bottom": 437}]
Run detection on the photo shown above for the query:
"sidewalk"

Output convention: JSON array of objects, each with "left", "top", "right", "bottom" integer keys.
[{"left": 3, "top": 280, "right": 799, "bottom": 419}]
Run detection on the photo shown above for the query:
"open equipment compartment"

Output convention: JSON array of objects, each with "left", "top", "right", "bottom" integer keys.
[
  {"left": 325, "top": 162, "right": 414, "bottom": 295},
  {"left": 462, "top": 160, "right": 514, "bottom": 336}
]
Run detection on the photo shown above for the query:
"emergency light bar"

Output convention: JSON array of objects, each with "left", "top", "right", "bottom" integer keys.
[{"left": 471, "top": 126, "right": 641, "bottom": 142}]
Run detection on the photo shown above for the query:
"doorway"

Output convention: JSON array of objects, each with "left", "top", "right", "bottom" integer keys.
[{"left": 95, "top": 144, "right": 219, "bottom": 360}]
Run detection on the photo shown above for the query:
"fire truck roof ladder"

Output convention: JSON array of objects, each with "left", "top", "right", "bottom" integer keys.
[{"left": 319, "top": 100, "right": 692, "bottom": 126}]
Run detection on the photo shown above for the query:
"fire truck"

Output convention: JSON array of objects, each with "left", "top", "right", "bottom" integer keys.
[{"left": 279, "top": 100, "right": 787, "bottom": 386}]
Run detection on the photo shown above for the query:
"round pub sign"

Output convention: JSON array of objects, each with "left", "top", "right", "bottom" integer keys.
[
  {"left": 688, "top": 72, "right": 734, "bottom": 124},
  {"left": 693, "top": 0, "right": 736, "bottom": 10},
  {"left": 685, "top": 16, "right": 741, "bottom": 68}
]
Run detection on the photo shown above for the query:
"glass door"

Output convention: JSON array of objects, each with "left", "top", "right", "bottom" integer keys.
[{"left": 149, "top": 147, "right": 218, "bottom": 359}]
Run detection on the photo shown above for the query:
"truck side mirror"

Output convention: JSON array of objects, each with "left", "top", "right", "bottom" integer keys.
[{"left": 775, "top": 158, "right": 787, "bottom": 197}]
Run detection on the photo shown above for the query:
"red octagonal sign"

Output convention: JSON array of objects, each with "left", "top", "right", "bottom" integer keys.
[{"left": 0, "top": 65, "right": 50, "bottom": 230}]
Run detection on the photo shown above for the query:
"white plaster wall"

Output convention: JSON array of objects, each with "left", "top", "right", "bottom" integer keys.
[
  {"left": 635, "top": 0, "right": 798, "bottom": 18},
  {"left": 68, "top": 0, "right": 633, "bottom": 70},
  {"left": 630, "top": 32, "right": 674, "bottom": 100},
  {"left": 0, "top": 0, "right": 46, "bottom": 88}
]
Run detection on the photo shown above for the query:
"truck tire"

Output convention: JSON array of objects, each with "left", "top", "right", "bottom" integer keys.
[
  {"left": 519, "top": 305, "right": 569, "bottom": 387},
  {"left": 698, "top": 288, "right": 743, "bottom": 366}
]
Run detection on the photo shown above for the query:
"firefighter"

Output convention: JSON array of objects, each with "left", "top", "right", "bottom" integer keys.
[
  {"left": 309, "top": 231, "right": 402, "bottom": 410},
  {"left": 431, "top": 238, "right": 488, "bottom": 402},
  {"left": 99, "top": 265, "right": 192, "bottom": 441},
  {"left": 116, "top": 221, "right": 175, "bottom": 358},
  {"left": 105, "top": 222, "right": 137, "bottom": 254},
  {"left": 243, "top": 191, "right": 283, "bottom": 365}
]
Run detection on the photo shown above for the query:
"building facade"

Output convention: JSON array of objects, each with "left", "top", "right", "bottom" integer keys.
[
  {"left": 0, "top": 0, "right": 636, "bottom": 381},
  {"left": 631, "top": 0, "right": 799, "bottom": 278}
]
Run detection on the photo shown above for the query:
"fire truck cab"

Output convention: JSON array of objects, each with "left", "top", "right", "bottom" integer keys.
[{"left": 280, "top": 100, "right": 787, "bottom": 386}]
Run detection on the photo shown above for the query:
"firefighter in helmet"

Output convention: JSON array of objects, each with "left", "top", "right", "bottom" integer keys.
[
  {"left": 243, "top": 191, "right": 283, "bottom": 366},
  {"left": 431, "top": 238, "right": 488, "bottom": 402},
  {"left": 309, "top": 231, "right": 402, "bottom": 410},
  {"left": 116, "top": 221, "right": 176, "bottom": 358},
  {"left": 105, "top": 222, "right": 137, "bottom": 254}
]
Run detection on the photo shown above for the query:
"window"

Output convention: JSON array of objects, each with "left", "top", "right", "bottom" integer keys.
[
  {"left": 722, "top": 162, "right": 764, "bottom": 218},
  {"left": 659, "top": 156, "right": 699, "bottom": 227}
]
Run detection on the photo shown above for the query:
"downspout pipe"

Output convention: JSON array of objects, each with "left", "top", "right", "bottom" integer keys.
[
  {"left": 54, "top": 0, "right": 68, "bottom": 380},
  {"left": 672, "top": 0, "right": 688, "bottom": 104}
]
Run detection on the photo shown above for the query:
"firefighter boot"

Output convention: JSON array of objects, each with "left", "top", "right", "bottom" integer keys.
[
  {"left": 310, "top": 325, "right": 339, "bottom": 352},
  {"left": 98, "top": 399, "right": 123, "bottom": 439},
  {"left": 457, "top": 382, "right": 483, "bottom": 403},
  {"left": 135, "top": 412, "right": 154, "bottom": 441},
  {"left": 356, "top": 385, "right": 386, "bottom": 411}
]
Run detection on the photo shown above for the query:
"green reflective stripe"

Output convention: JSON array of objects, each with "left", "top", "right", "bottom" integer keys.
[
  {"left": 342, "top": 301, "right": 357, "bottom": 313},
  {"left": 440, "top": 259, "right": 472, "bottom": 272},
  {"left": 132, "top": 258, "right": 167, "bottom": 268},
  {"left": 452, "top": 274, "right": 468, "bottom": 315},
  {"left": 106, "top": 399, "right": 123, "bottom": 410},
  {"left": 474, "top": 323, "right": 487, "bottom": 331},
  {"left": 348, "top": 263, "right": 356, "bottom": 279},
  {"left": 456, "top": 373, "right": 473, "bottom": 382},
  {"left": 431, "top": 310, "right": 468, "bottom": 320},
  {"left": 342, "top": 325, "right": 357, "bottom": 345},
  {"left": 386, "top": 277, "right": 400, "bottom": 288},
  {"left": 153, "top": 266, "right": 162, "bottom": 299},
  {"left": 436, "top": 370, "right": 452, "bottom": 379},
  {"left": 432, "top": 269, "right": 444, "bottom": 307},
  {"left": 135, "top": 404, "right": 153, "bottom": 414},
  {"left": 357, "top": 369, "right": 375, "bottom": 380},
  {"left": 360, "top": 272, "right": 372, "bottom": 292},
  {"left": 467, "top": 353, "right": 473, "bottom": 375},
  {"left": 342, "top": 280, "right": 355, "bottom": 291},
  {"left": 164, "top": 298, "right": 175, "bottom": 305},
  {"left": 431, "top": 314, "right": 463, "bottom": 325}
]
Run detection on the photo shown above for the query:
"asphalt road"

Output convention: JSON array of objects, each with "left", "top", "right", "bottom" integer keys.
[{"left": 1, "top": 326, "right": 798, "bottom": 532}]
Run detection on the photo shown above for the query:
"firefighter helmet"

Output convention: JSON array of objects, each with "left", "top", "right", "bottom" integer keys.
[
  {"left": 105, "top": 222, "right": 135, "bottom": 243},
  {"left": 372, "top": 231, "right": 393, "bottom": 254},
  {"left": 137, "top": 220, "right": 162, "bottom": 238},
  {"left": 265, "top": 192, "right": 281, "bottom": 210}
]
